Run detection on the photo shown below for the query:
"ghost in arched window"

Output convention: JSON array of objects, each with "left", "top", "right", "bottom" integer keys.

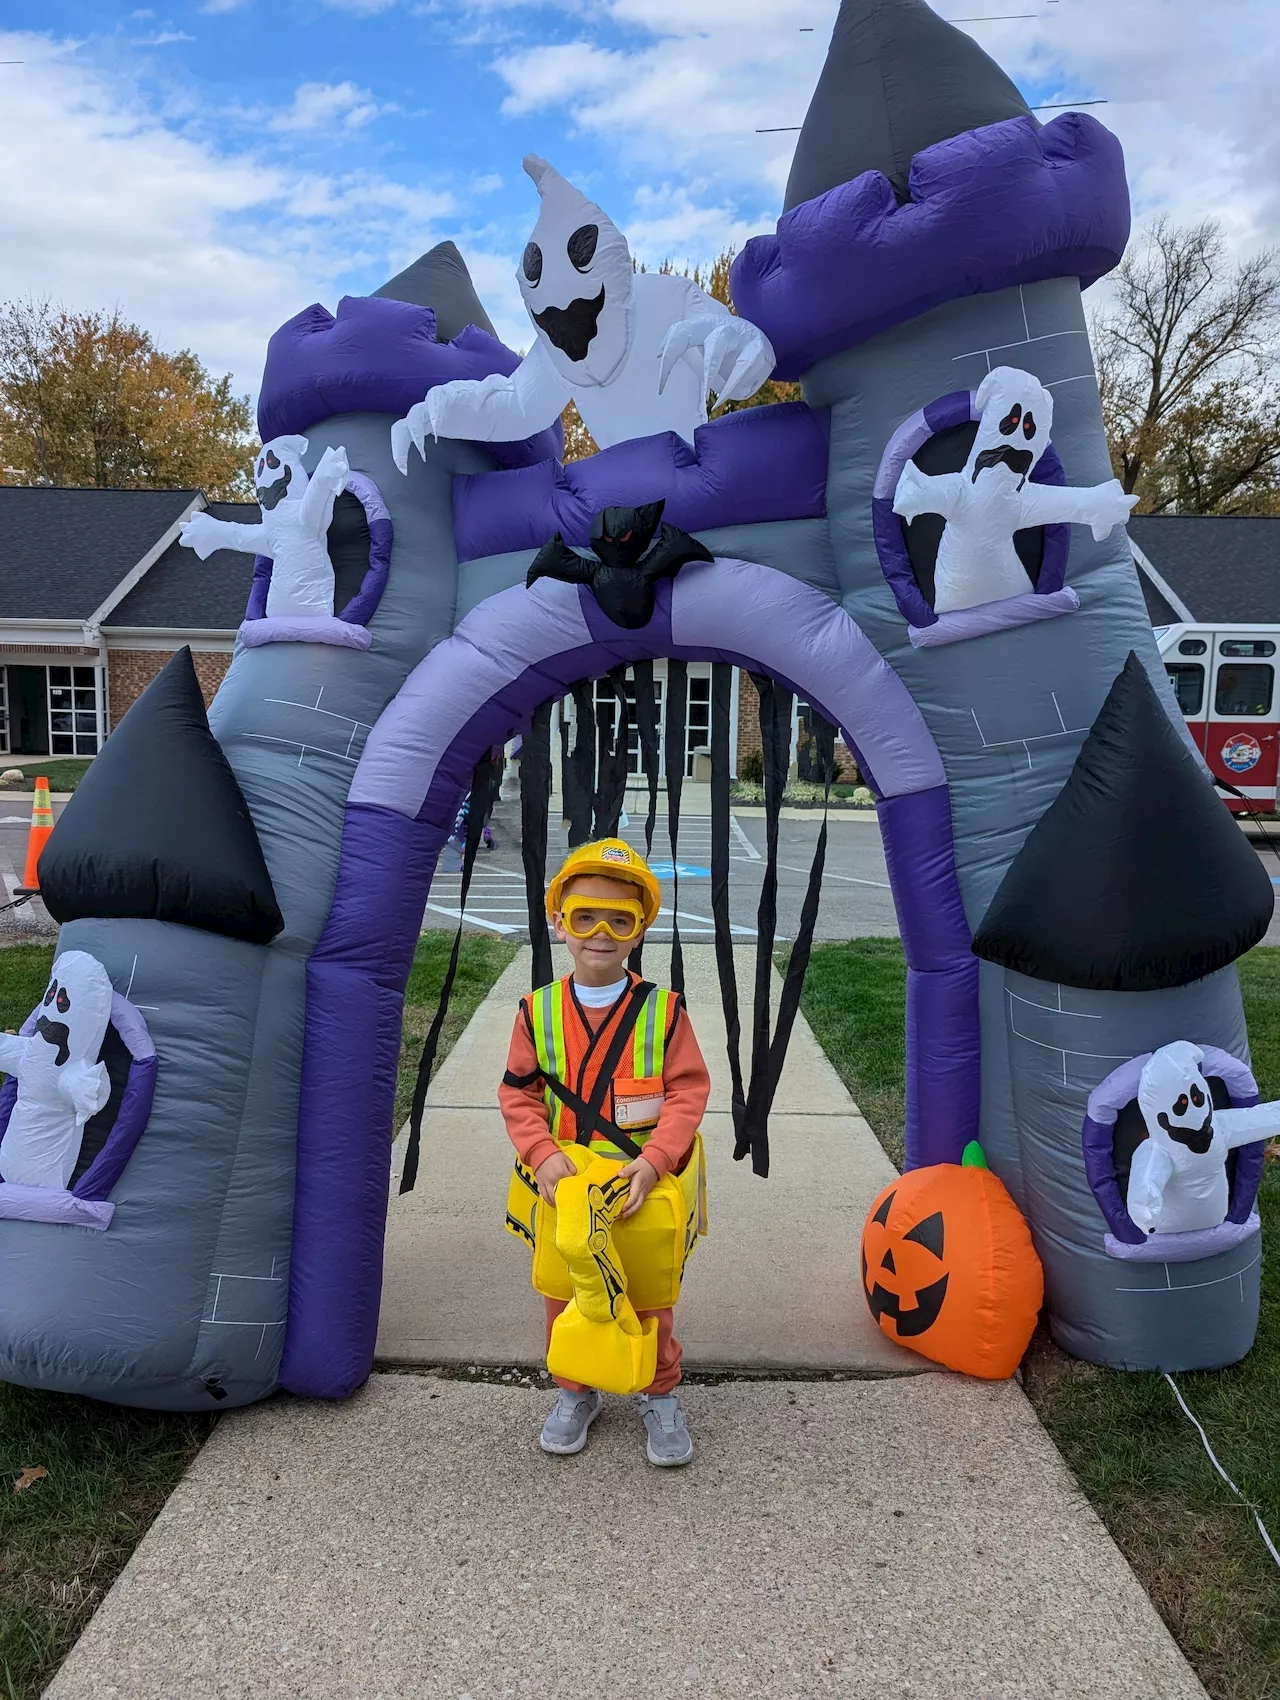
[
  {"left": 0, "top": 951, "right": 113, "bottom": 1192},
  {"left": 391, "top": 156, "right": 775, "bottom": 465},
  {"left": 179, "top": 436, "right": 350, "bottom": 618},
  {"left": 1127, "top": 1040, "right": 1280, "bottom": 1234},
  {"left": 892, "top": 366, "right": 1138, "bottom": 614}
]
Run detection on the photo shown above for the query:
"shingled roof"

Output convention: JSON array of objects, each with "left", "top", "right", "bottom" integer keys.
[
  {"left": 0, "top": 486, "right": 200, "bottom": 621},
  {"left": 1129, "top": 514, "right": 1280, "bottom": 625},
  {"left": 106, "top": 504, "right": 256, "bottom": 630}
]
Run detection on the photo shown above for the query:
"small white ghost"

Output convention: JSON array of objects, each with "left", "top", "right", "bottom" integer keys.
[
  {"left": 1126, "top": 1040, "right": 1280, "bottom": 1235},
  {"left": 893, "top": 366, "right": 1138, "bottom": 614},
  {"left": 0, "top": 951, "right": 113, "bottom": 1192},
  {"left": 179, "top": 435, "right": 350, "bottom": 618},
  {"left": 392, "top": 156, "right": 775, "bottom": 465}
]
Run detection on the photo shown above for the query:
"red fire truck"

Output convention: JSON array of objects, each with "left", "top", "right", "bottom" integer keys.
[{"left": 1158, "top": 624, "right": 1280, "bottom": 813}]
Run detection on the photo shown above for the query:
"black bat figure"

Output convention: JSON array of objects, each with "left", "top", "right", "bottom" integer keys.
[{"left": 526, "top": 499, "right": 713, "bottom": 629}]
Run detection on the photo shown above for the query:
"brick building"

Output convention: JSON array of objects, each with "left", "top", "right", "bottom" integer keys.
[{"left": 0, "top": 487, "right": 254, "bottom": 756}]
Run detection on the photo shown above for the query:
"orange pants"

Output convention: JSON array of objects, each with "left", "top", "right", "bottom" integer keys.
[{"left": 543, "top": 1296, "right": 682, "bottom": 1396}]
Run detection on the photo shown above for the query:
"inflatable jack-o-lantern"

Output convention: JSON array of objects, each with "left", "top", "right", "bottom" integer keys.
[{"left": 861, "top": 1143, "right": 1043, "bottom": 1379}]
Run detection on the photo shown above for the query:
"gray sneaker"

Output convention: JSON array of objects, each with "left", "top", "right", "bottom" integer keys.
[
  {"left": 539, "top": 1388, "right": 603, "bottom": 1455},
  {"left": 637, "top": 1393, "right": 693, "bottom": 1466}
]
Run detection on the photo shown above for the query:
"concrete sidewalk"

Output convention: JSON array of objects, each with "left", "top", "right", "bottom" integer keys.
[
  {"left": 377, "top": 944, "right": 917, "bottom": 1374},
  {"left": 47, "top": 1372, "right": 1206, "bottom": 1700},
  {"left": 45, "top": 944, "right": 1209, "bottom": 1699}
]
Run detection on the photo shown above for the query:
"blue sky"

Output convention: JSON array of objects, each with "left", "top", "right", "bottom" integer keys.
[{"left": 2, "top": 0, "right": 1278, "bottom": 405}]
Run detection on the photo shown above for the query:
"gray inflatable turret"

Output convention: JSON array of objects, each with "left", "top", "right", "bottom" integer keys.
[{"left": 0, "top": 0, "right": 1269, "bottom": 1407}]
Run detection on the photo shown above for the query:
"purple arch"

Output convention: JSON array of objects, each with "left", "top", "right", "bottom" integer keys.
[{"left": 279, "top": 558, "right": 979, "bottom": 1398}]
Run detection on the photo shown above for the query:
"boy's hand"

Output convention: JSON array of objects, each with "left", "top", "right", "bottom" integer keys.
[
  {"left": 534, "top": 1150, "right": 576, "bottom": 1206},
  {"left": 618, "top": 1155, "right": 659, "bottom": 1219}
]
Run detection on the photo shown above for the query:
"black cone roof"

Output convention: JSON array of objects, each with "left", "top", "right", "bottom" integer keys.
[
  {"left": 972, "top": 652, "right": 1274, "bottom": 991},
  {"left": 38, "top": 648, "right": 283, "bottom": 945}
]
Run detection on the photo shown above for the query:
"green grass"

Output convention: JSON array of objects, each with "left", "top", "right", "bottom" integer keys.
[
  {"left": 1, "top": 932, "right": 516, "bottom": 1699},
  {"left": 394, "top": 933, "right": 519, "bottom": 1129},
  {"left": 0, "top": 760, "right": 93, "bottom": 794},
  {"left": 795, "top": 938, "right": 1280, "bottom": 1700}
]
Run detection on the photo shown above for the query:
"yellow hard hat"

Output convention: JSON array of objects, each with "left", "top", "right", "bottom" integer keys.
[{"left": 546, "top": 839, "right": 662, "bottom": 927}]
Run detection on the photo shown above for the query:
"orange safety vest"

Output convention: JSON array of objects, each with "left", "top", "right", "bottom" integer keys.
[{"left": 507, "top": 974, "right": 680, "bottom": 1160}]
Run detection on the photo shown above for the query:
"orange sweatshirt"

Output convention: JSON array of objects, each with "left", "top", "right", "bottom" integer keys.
[{"left": 499, "top": 979, "right": 711, "bottom": 1180}]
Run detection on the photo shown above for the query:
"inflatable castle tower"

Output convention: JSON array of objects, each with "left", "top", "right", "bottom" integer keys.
[{"left": 0, "top": 0, "right": 1270, "bottom": 1408}]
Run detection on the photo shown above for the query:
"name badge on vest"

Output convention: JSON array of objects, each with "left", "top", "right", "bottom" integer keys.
[{"left": 614, "top": 1077, "right": 664, "bottom": 1130}]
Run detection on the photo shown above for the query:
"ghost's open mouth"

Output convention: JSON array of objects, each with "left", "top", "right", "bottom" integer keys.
[
  {"left": 35, "top": 1016, "right": 70, "bottom": 1067},
  {"left": 256, "top": 464, "right": 292, "bottom": 510},
  {"left": 972, "top": 444, "right": 1034, "bottom": 486},
  {"left": 532, "top": 287, "right": 606, "bottom": 362},
  {"left": 1157, "top": 1109, "right": 1215, "bottom": 1154}
]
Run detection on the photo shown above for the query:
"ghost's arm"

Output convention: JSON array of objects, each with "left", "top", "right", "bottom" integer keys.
[
  {"left": 57, "top": 1060, "right": 111, "bottom": 1123},
  {"left": 657, "top": 285, "right": 775, "bottom": 409},
  {"left": 0, "top": 1033, "right": 28, "bottom": 1076},
  {"left": 893, "top": 464, "right": 966, "bottom": 524},
  {"left": 298, "top": 445, "right": 350, "bottom": 535},
  {"left": 1126, "top": 1141, "right": 1174, "bottom": 1234},
  {"left": 392, "top": 340, "right": 570, "bottom": 471},
  {"left": 1017, "top": 478, "right": 1139, "bottom": 541},
  {"left": 179, "top": 512, "right": 267, "bottom": 560},
  {"left": 1214, "top": 1101, "right": 1280, "bottom": 1150}
]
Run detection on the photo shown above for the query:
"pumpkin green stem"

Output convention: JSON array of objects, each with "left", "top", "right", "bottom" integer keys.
[{"left": 961, "top": 1141, "right": 989, "bottom": 1170}]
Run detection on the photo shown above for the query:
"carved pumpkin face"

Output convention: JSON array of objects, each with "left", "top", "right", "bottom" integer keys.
[{"left": 860, "top": 1148, "right": 1044, "bottom": 1380}]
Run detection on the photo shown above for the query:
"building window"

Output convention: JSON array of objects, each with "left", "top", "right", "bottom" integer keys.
[
  {"left": 591, "top": 669, "right": 713, "bottom": 778},
  {"left": 48, "top": 666, "right": 100, "bottom": 756},
  {"left": 1215, "top": 664, "right": 1273, "bottom": 718},
  {"left": 1166, "top": 663, "right": 1204, "bottom": 716}
]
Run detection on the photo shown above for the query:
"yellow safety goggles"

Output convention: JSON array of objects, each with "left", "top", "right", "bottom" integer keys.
[{"left": 559, "top": 894, "right": 646, "bottom": 942}]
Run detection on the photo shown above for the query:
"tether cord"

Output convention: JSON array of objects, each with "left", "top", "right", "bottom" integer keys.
[
  {"left": 664, "top": 659, "right": 688, "bottom": 997},
  {"left": 1213, "top": 773, "right": 1280, "bottom": 875},
  {"left": 594, "top": 664, "right": 632, "bottom": 839},
  {"left": 629, "top": 661, "right": 661, "bottom": 977},
  {"left": 735, "top": 673, "right": 792, "bottom": 1175},
  {"left": 709, "top": 662, "right": 746, "bottom": 1144},
  {"left": 520, "top": 700, "right": 555, "bottom": 991},
  {"left": 401, "top": 752, "right": 496, "bottom": 1194}
]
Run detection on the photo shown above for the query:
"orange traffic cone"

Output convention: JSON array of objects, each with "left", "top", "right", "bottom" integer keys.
[{"left": 17, "top": 777, "right": 55, "bottom": 895}]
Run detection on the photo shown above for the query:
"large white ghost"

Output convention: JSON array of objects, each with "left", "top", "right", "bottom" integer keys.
[
  {"left": 0, "top": 951, "right": 113, "bottom": 1191},
  {"left": 392, "top": 156, "right": 776, "bottom": 464},
  {"left": 1126, "top": 1040, "right": 1280, "bottom": 1235},
  {"left": 179, "top": 436, "right": 350, "bottom": 618},
  {"left": 892, "top": 366, "right": 1138, "bottom": 614}
]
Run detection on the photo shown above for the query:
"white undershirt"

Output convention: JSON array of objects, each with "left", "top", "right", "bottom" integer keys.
[{"left": 572, "top": 976, "right": 629, "bottom": 1008}]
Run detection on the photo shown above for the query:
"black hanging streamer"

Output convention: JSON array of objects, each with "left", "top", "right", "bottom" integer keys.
[
  {"left": 563, "top": 681, "right": 596, "bottom": 849},
  {"left": 628, "top": 661, "right": 661, "bottom": 978},
  {"left": 401, "top": 751, "right": 497, "bottom": 1194},
  {"left": 593, "top": 665, "right": 632, "bottom": 839},
  {"left": 663, "top": 659, "right": 688, "bottom": 997},
  {"left": 709, "top": 663, "right": 747, "bottom": 1141},
  {"left": 733, "top": 673, "right": 792, "bottom": 1174},
  {"left": 519, "top": 699, "right": 555, "bottom": 991}
]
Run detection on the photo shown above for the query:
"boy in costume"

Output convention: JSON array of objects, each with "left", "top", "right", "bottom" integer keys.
[{"left": 499, "top": 839, "right": 710, "bottom": 1465}]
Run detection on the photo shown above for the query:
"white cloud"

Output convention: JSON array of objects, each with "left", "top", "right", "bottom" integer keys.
[
  {"left": 483, "top": 0, "right": 1280, "bottom": 265},
  {"left": 470, "top": 172, "right": 504, "bottom": 194},
  {"left": 268, "top": 81, "right": 392, "bottom": 133},
  {"left": 0, "top": 32, "right": 458, "bottom": 399},
  {"left": 132, "top": 30, "right": 196, "bottom": 46}
]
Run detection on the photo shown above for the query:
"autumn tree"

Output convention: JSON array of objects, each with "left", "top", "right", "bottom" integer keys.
[
  {"left": 0, "top": 300, "right": 254, "bottom": 498},
  {"left": 1092, "top": 219, "right": 1280, "bottom": 514}
]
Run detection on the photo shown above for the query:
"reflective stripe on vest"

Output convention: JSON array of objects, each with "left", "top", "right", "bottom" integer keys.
[{"left": 524, "top": 978, "right": 672, "bottom": 1158}]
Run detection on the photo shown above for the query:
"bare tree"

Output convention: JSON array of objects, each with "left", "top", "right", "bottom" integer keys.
[{"left": 1093, "top": 218, "right": 1280, "bottom": 514}]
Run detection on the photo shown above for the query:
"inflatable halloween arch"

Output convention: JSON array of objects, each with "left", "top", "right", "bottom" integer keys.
[{"left": 0, "top": 0, "right": 1273, "bottom": 1407}]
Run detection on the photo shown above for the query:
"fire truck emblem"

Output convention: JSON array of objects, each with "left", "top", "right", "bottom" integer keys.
[{"left": 1221, "top": 734, "right": 1262, "bottom": 773}]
